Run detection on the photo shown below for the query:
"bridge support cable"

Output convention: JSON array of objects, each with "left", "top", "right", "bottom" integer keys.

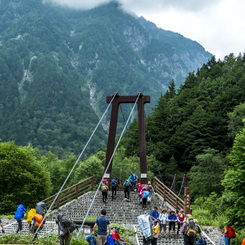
[
  {"left": 29, "top": 92, "right": 117, "bottom": 244},
  {"left": 178, "top": 175, "right": 185, "bottom": 197},
  {"left": 170, "top": 174, "right": 176, "bottom": 191},
  {"left": 77, "top": 93, "right": 141, "bottom": 238}
]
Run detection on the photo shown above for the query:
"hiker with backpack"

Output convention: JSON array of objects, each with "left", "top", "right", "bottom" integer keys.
[
  {"left": 223, "top": 223, "right": 236, "bottom": 245},
  {"left": 111, "top": 177, "right": 118, "bottom": 201},
  {"left": 167, "top": 210, "right": 177, "bottom": 238},
  {"left": 56, "top": 213, "right": 78, "bottom": 245},
  {"left": 128, "top": 172, "right": 138, "bottom": 191},
  {"left": 177, "top": 208, "right": 186, "bottom": 235},
  {"left": 137, "top": 182, "right": 143, "bottom": 204},
  {"left": 146, "top": 181, "right": 154, "bottom": 203},
  {"left": 123, "top": 179, "right": 131, "bottom": 201},
  {"left": 30, "top": 213, "right": 47, "bottom": 239},
  {"left": 14, "top": 204, "right": 26, "bottom": 233},
  {"left": 0, "top": 218, "right": 5, "bottom": 233},
  {"left": 27, "top": 208, "right": 36, "bottom": 233},
  {"left": 159, "top": 208, "right": 168, "bottom": 236},
  {"left": 194, "top": 219, "right": 205, "bottom": 244},
  {"left": 141, "top": 187, "right": 149, "bottom": 210},
  {"left": 101, "top": 181, "right": 109, "bottom": 203},
  {"left": 180, "top": 215, "right": 197, "bottom": 245},
  {"left": 93, "top": 209, "right": 111, "bottom": 245}
]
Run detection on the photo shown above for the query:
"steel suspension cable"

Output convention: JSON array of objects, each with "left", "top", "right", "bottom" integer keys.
[
  {"left": 29, "top": 92, "right": 117, "bottom": 244},
  {"left": 170, "top": 174, "right": 176, "bottom": 190},
  {"left": 178, "top": 175, "right": 185, "bottom": 196},
  {"left": 77, "top": 93, "right": 141, "bottom": 238}
]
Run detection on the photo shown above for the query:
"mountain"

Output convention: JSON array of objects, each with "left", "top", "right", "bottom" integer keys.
[{"left": 0, "top": 0, "right": 212, "bottom": 157}]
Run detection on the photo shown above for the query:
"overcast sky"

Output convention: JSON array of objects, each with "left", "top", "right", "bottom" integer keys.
[{"left": 46, "top": 0, "right": 245, "bottom": 60}]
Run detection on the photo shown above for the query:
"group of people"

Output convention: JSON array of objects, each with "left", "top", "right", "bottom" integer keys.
[
  {"left": 13, "top": 201, "right": 47, "bottom": 234},
  {"left": 100, "top": 172, "right": 155, "bottom": 212},
  {"left": 140, "top": 207, "right": 206, "bottom": 245},
  {"left": 100, "top": 172, "right": 141, "bottom": 202}
]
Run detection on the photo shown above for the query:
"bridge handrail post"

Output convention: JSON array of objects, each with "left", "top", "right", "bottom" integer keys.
[
  {"left": 76, "top": 184, "right": 79, "bottom": 199},
  {"left": 91, "top": 176, "right": 94, "bottom": 191},
  {"left": 57, "top": 194, "right": 60, "bottom": 209}
]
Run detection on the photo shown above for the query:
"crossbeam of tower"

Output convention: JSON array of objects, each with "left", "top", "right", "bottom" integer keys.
[{"left": 104, "top": 93, "right": 150, "bottom": 184}]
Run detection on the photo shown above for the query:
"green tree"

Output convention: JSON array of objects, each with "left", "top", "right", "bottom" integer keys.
[
  {"left": 222, "top": 122, "right": 245, "bottom": 227},
  {"left": 0, "top": 141, "right": 51, "bottom": 213},
  {"left": 227, "top": 102, "right": 245, "bottom": 139},
  {"left": 189, "top": 148, "right": 226, "bottom": 198},
  {"left": 72, "top": 150, "right": 105, "bottom": 184}
]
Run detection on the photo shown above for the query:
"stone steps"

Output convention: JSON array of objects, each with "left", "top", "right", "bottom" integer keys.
[
  {"left": 49, "top": 191, "right": 165, "bottom": 224},
  {"left": 0, "top": 220, "right": 57, "bottom": 237},
  {"left": 0, "top": 190, "right": 216, "bottom": 245}
]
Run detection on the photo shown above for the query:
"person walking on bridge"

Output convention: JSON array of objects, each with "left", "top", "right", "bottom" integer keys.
[
  {"left": 111, "top": 177, "right": 118, "bottom": 201},
  {"left": 129, "top": 172, "right": 138, "bottom": 191},
  {"left": 14, "top": 204, "right": 26, "bottom": 233},
  {"left": 93, "top": 209, "right": 111, "bottom": 245},
  {"left": 123, "top": 179, "right": 131, "bottom": 201}
]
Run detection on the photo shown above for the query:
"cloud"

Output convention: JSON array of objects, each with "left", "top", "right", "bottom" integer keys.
[
  {"left": 45, "top": 0, "right": 222, "bottom": 12},
  {"left": 43, "top": 0, "right": 111, "bottom": 10}
]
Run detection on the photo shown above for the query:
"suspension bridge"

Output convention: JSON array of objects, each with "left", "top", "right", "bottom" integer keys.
[{"left": 1, "top": 93, "right": 216, "bottom": 244}]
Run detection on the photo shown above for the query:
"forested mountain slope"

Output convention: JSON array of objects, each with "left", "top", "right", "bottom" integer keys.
[
  {"left": 0, "top": 0, "right": 211, "bottom": 156},
  {"left": 122, "top": 54, "right": 245, "bottom": 186}
]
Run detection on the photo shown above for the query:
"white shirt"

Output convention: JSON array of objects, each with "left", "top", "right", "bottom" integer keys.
[{"left": 159, "top": 213, "right": 168, "bottom": 224}]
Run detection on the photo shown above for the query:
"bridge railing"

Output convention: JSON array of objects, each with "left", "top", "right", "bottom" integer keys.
[
  {"left": 41, "top": 176, "right": 94, "bottom": 210},
  {"left": 153, "top": 177, "right": 184, "bottom": 212}
]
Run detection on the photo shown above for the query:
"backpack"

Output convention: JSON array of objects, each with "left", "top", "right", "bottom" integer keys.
[
  {"left": 227, "top": 226, "right": 236, "bottom": 238},
  {"left": 34, "top": 214, "right": 44, "bottom": 228},
  {"left": 57, "top": 213, "right": 77, "bottom": 234},
  {"left": 147, "top": 185, "right": 153, "bottom": 192},
  {"left": 124, "top": 181, "right": 131, "bottom": 190},
  {"left": 101, "top": 183, "right": 108, "bottom": 192},
  {"left": 27, "top": 209, "right": 36, "bottom": 224},
  {"left": 86, "top": 235, "right": 96, "bottom": 245},
  {"left": 184, "top": 217, "right": 196, "bottom": 237},
  {"left": 143, "top": 191, "right": 149, "bottom": 199},
  {"left": 14, "top": 204, "right": 26, "bottom": 221},
  {"left": 106, "top": 234, "right": 114, "bottom": 245},
  {"left": 197, "top": 237, "right": 206, "bottom": 245}
]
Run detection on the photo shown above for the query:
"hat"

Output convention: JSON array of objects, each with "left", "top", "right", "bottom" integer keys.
[
  {"left": 115, "top": 226, "right": 120, "bottom": 229},
  {"left": 162, "top": 208, "right": 166, "bottom": 212},
  {"left": 170, "top": 210, "right": 175, "bottom": 213},
  {"left": 153, "top": 219, "right": 158, "bottom": 224},
  {"left": 103, "top": 179, "right": 107, "bottom": 183},
  {"left": 180, "top": 209, "right": 184, "bottom": 212}
]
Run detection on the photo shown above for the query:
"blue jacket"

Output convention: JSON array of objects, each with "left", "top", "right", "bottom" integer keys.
[
  {"left": 168, "top": 214, "right": 177, "bottom": 222},
  {"left": 151, "top": 210, "right": 159, "bottom": 219}
]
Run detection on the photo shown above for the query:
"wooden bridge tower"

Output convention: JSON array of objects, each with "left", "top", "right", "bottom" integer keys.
[{"left": 104, "top": 93, "right": 150, "bottom": 184}]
